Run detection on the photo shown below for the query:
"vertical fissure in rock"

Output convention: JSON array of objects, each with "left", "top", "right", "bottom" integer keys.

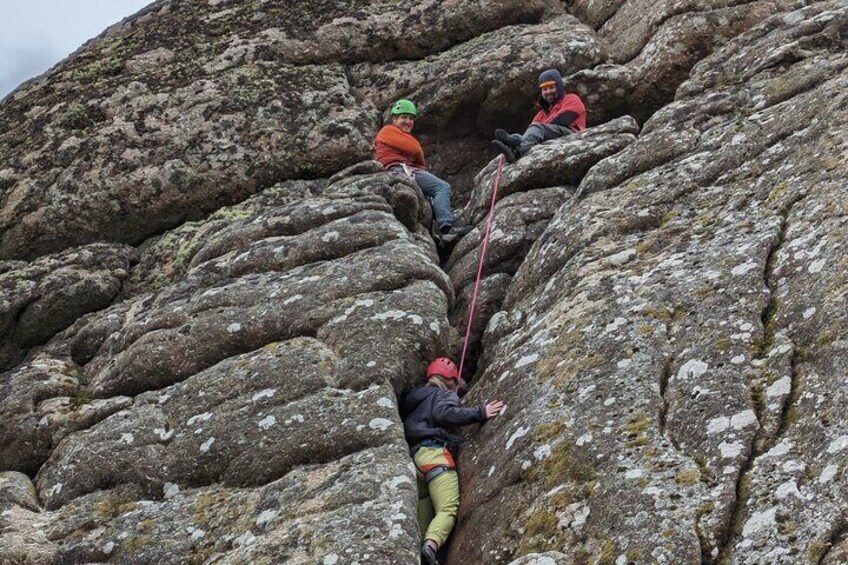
[
  {"left": 817, "top": 520, "right": 847, "bottom": 565},
  {"left": 658, "top": 355, "right": 673, "bottom": 436},
  {"left": 716, "top": 195, "right": 806, "bottom": 563}
]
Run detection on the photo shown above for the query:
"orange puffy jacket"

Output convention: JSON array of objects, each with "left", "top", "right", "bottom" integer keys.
[{"left": 374, "top": 125, "right": 426, "bottom": 169}]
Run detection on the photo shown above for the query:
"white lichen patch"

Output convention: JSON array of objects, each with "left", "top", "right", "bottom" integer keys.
[
  {"left": 120, "top": 433, "right": 134, "bottom": 444},
  {"left": 387, "top": 475, "right": 412, "bottom": 489},
  {"left": 321, "top": 230, "right": 340, "bottom": 242},
  {"left": 257, "top": 415, "right": 276, "bottom": 430},
  {"left": 429, "top": 321, "right": 441, "bottom": 334},
  {"left": 283, "top": 294, "right": 303, "bottom": 305},
  {"left": 826, "top": 435, "right": 848, "bottom": 454},
  {"left": 625, "top": 469, "right": 644, "bottom": 479},
  {"left": 604, "top": 397, "right": 617, "bottom": 406},
  {"left": 742, "top": 507, "right": 776, "bottom": 537},
  {"left": 731, "top": 355, "right": 746, "bottom": 364},
  {"left": 534, "top": 444, "right": 552, "bottom": 460},
  {"left": 187, "top": 412, "right": 213, "bottom": 425},
  {"left": 200, "top": 437, "right": 215, "bottom": 453},
  {"left": 372, "top": 310, "right": 407, "bottom": 321},
  {"left": 576, "top": 433, "right": 593, "bottom": 446},
  {"left": 323, "top": 554, "right": 340, "bottom": 565},
  {"left": 251, "top": 389, "right": 276, "bottom": 402},
  {"left": 730, "top": 410, "right": 757, "bottom": 430},
  {"left": 803, "top": 307, "right": 817, "bottom": 319},
  {"left": 719, "top": 441, "right": 744, "bottom": 458},
  {"left": 707, "top": 417, "right": 730, "bottom": 435},
  {"left": 819, "top": 465, "right": 838, "bottom": 484},
  {"left": 226, "top": 322, "right": 242, "bottom": 333},
  {"left": 766, "top": 377, "right": 791, "bottom": 398},
  {"left": 808, "top": 258, "right": 826, "bottom": 273},
  {"left": 765, "top": 438, "right": 793, "bottom": 458},
  {"left": 515, "top": 353, "right": 539, "bottom": 368},
  {"left": 408, "top": 314, "right": 423, "bottom": 325},
  {"left": 186, "top": 526, "right": 205, "bottom": 541},
  {"left": 604, "top": 317, "right": 628, "bottom": 333},
  {"left": 376, "top": 397, "right": 394, "bottom": 408},
  {"left": 677, "top": 359, "right": 708, "bottom": 381},
  {"left": 255, "top": 510, "right": 278, "bottom": 526},
  {"left": 506, "top": 425, "right": 530, "bottom": 450},
  {"left": 164, "top": 482, "right": 180, "bottom": 499},
  {"left": 775, "top": 480, "right": 802, "bottom": 500},
  {"left": 731, "top": 261, "right": 758, "bottom": 275},
  {"left": 154, "top": 428, "right": 174, "bottom": 441},
  {"left": 616, "top": 358, "right": 631, "bottom": 369},
  {"left": 369, "top": 418, "right": 393, "bottom": 431},
  {"left": 366, "top": 360, "right": 376, "bottom": 367}
]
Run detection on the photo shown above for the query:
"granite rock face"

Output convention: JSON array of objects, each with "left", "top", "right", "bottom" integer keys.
[
  {"left": 1, "top": 1, "right": 847, "bottom": 564},
  {"left": 450, "top": 3, "right": 848, "bottom": 564}
]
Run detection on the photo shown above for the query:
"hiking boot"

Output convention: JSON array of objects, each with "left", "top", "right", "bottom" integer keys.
[
  {"left": 495, "top": 128, "right": 522, "bottom": 147},
  {"left": 421, "top": 542, "right": 439, "bottom": 565},
  {"left": 491, "top": 140, "right": 517, "bottom": 163}
]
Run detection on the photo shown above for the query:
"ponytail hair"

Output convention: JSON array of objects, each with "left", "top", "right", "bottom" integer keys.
[{"left": 427, "top": 375, "right": 456, "bottom": 390}]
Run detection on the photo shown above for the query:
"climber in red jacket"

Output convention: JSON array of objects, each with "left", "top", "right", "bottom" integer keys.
[
  {"left": 374, "top": 99, "right": 470, "bottom": 239},
  {"left": 402, "top": 357, "right": 503, "bottom": 565},
  {"left": 491, "top": 68, "right": 587, "bottom": 163}
]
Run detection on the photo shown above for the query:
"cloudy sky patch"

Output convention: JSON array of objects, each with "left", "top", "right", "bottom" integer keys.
[{"left": 1, "top": 0, "right": 152, "bottom": 98}]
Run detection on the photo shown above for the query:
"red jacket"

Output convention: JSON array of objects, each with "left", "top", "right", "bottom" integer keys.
[
  {"left": 374, "top": 125, "right": 426, "bottom": 169},
  {"left": 532, "top": 93, "right": 586, "bottom": 130}
]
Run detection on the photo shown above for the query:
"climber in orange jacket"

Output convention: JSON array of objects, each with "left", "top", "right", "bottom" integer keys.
[
  {"left": 374, "top": 100, "right": 469, "bottom": 239},
  {"left": 491, "top": 68, "right": 587, "bottom": 163}
]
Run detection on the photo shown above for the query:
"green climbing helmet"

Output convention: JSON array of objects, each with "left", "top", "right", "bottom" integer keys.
[{"left": 390, "top": 99, "right": 418, "bottom": 117}]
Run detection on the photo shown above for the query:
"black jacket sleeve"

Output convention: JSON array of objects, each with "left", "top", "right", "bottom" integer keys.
[
  {"left": 551, "top": 110, "right": 579, "bottom": 128},
  {"left": 431, "top": 389, "right": 487, "bottom": 428}
]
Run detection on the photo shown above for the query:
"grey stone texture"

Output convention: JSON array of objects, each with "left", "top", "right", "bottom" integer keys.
[{"left": 1, "top": 1, "right": 846, "bottom": 564}]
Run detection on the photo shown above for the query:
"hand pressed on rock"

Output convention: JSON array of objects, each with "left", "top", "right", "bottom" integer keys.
[{"left": 484, "top": 400, "right": 504, "bottom": 419}]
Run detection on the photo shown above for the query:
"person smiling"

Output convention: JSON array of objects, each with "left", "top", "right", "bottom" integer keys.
[
  {"left": 373, "top": 99, "right": 469, "bottom": 239},
  {"left": 491, "top": 68, "right": 587, "bottom": 163}
]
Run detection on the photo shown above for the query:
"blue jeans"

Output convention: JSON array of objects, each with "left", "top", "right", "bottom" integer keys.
[
  {"left": 389, "top": 166, "right": 454, "bottom": 232},
  {"left": 518, "top": 123, "right": 572, "bottom": 156}
]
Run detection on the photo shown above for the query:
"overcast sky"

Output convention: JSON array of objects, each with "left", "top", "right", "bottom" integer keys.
[{"left": 0, "top": 0, "right": 153, "bottom": 99}]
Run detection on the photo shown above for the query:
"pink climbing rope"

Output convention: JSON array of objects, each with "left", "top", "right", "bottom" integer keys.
[{"left": 458, "top": 154, "right": 505, "bottom": 379}]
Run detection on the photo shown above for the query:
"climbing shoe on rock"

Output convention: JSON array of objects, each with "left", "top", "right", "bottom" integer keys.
[
  {"left": 495, "top": 128, "right": 522, "bottom": 147},
  {"left": 436, "top": 225, "right": 472, "bottom": 244},
  {"left": 421, "top": 542, "right": 439, "bottom": 565},
  {"left": 491, "top": 140, "right": 517, "bottom": 163}
]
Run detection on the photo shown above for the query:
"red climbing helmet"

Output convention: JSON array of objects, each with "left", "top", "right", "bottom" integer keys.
[{"left": 426, "top": 357, "right": 459, "bottom": 381}]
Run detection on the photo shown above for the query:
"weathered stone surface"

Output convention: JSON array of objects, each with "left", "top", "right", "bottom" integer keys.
[
  {"left": 449, "top": 2, "right": 848, "bottom": 563},
  {"left": 2, "top": 445, "right": 418, "bottom": 564},
  {"left": 0, "top": 243, "right": 134, "bottom": 369},
  {"left": 569, "top": 0, "right": 807, "bottom": 123},
  {"left": 1, "top": 0, "right": 846, "bottom": 563}
]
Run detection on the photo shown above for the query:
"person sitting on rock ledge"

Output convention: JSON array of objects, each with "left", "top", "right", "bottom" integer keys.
[
  {"left": 402, "top": 357, "right": 504, "bottom": 565},
  {"left": 374, "top": 99, "right": 470, "bottom": 240},
  {"left": 491, "top": 68, "right": 587, "bottom": 163}
]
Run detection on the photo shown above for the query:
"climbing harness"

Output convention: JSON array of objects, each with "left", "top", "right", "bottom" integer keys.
[{"left": 457, "top": 155, "right": 505, "bottom": 379}]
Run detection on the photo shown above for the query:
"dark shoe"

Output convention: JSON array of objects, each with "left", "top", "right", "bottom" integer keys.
[
  {"left": 495, "top": 128, "right": 522, "bottom": 147},
  {"left": 421, "top": 542, "right": 438, "bottom": 565},
  {"left": 491, "top": 140, "right": 516, "bottom": 163}
]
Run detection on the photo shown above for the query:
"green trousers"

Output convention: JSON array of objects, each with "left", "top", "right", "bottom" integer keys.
[{"left": 414, "top": 446, "right": 460, "bottom": 548}]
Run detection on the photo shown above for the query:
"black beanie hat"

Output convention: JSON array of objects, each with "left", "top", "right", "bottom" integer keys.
[{"left": 538, "top": 69, "right": 565, "bottom": 99}]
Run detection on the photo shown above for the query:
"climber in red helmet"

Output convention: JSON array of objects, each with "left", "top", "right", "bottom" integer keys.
[
  {"left": 491, "top": 68, "right": 587, "bottom": 163},
  {"left": 401, "top": 357, "right": 504, "bottom": 565}
]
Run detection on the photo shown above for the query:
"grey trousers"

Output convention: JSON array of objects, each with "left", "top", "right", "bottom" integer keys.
[{"left": 518, "top": 123, "right": 572, "bottom": 156}]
